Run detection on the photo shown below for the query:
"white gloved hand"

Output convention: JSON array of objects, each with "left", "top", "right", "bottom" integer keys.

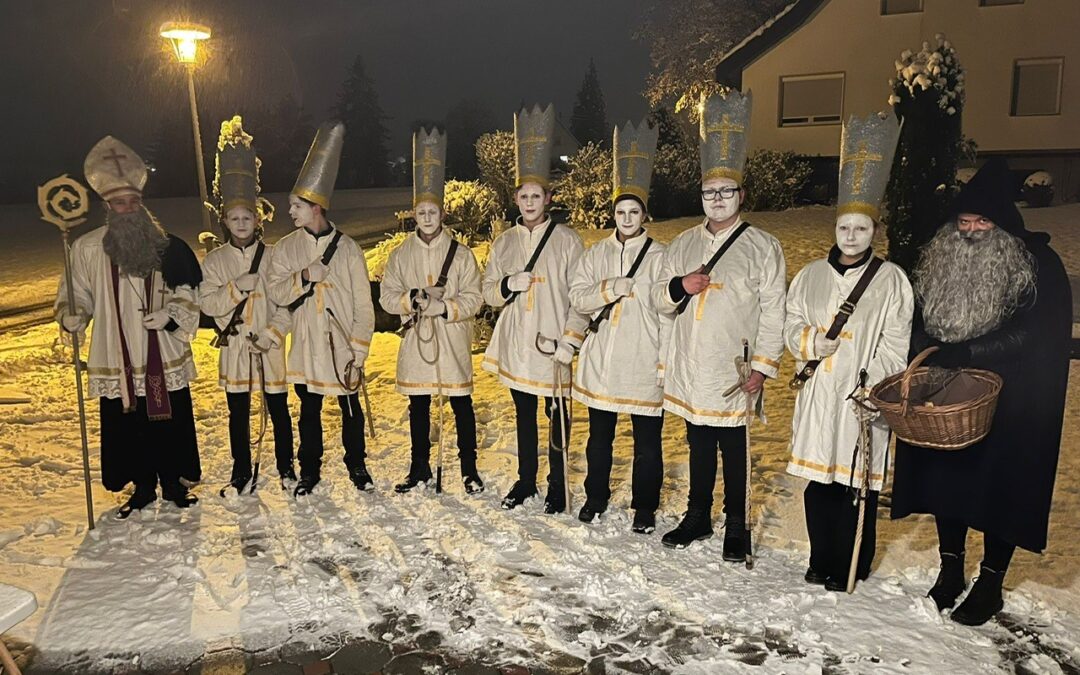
[
  {"left": 421, "top": 298, "right": 446, "bottom": 317},
  {"left": 814, "top": 331, "right": 840, "bottom": 358},
  {"left": 611, "top": 276, "right": 634, "bottom": 298},
  {"left": 235, "top": 273, "right": 259, "bottom": 293},
  {"left": 61, "top": 312, "right": 88, "bottom": 333},
  {"left": 507, "top": 272, "right": 532, "bottom": 293},
  {"left": 305, "top": 262, "right": 328, "bottom": 283},
  {"left": 142, "top": 309, "right": 171, "bottom": 331},
  {"left": 552, "top": 341, "right": 575, "bottom": 366},
  {"left": 423, "top": 285, "right": 446, "bottom": 301}
]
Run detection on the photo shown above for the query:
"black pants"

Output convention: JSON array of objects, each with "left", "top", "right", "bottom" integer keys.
[
  {"left": 99, "top": 388, "right": 200, "bottom": 495},
  {"left": 510, "top": 388, "right": 570, "bottom": 488},
  {"left": 407, "top": 394, "right": 478, "bottom": 475},
  {"left": 583, "top": 407, "right": 664, "bottom": 513},
  {"left": 294, "top": 384, "right": 366, "bottom": 478},
  {"left": 226, "top": 391, "right": 294, "bottom": 480},
  {"left": 686, "top": 421, "right": 746, "bottom": 521},
  {"left": 804, "top": 481, "right": 879, "bottom": 580},
  {"left": 935, "top": 516, "right": 1016, "bottom": 571}
]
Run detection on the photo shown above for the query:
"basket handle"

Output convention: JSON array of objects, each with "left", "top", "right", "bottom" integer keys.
[{"left": 900, "top": 346, "right": 940, "bottom": 416}]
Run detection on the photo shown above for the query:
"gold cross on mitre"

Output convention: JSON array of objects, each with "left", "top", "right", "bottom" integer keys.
[
  {"left": 103, "top": 148, "right": 128, "bottom": 177},
  {"left": 519, "top": 134, "right": 548, "bottom": 166},
  {"left": 415, "top": 145, "right": 441, "bottom": 185},
  {"left": 705, "top": 114, "right": 744, "bottom": 160},
  {"left": 619, "top": 140, "right": 649, "bottom": 181},
  {"left": 843, "top": 141, "right": 882, "bottom": 194}
]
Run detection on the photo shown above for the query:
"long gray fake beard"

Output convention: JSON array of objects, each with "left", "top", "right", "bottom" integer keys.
[
  {"left": 103, "top": 207, "right": 169, "bottom": 279},
  {"left": 913, "top": 224, "right": 1036, "bottom": 344}
]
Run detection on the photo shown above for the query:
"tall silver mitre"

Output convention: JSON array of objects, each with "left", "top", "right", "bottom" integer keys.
[
  {"left": 292, "top": 121, "right": 345, "bottom": 210},
  {"left": 412, "top": 127, "right": 447, "bottom": 208},
  {"left": 699, "top": 90, "right": 752, "bottom": 185},
  {"left": 84, "top": 136, "right": 148, "bottom": 200},
  {"left": 837, "top": 111, "right": 902, "bottom": 220},
  {"left": 612, "top": 119, "right": 659, "bottom": 207},
  {"left": 514, "top": 104, "right": 556, "bottom": 189}
]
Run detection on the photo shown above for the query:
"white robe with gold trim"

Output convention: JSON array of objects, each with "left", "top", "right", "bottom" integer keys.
[
  {"left": 784, "top": 255, "right": 913, "bottom": 491},
  {"left": 651, "top": 218, "right": 787, "bottom": 427},
  {"left": 482, "top": 218, "right": 589, "bottom": 397},
  {"left": 379, "top": 230, "right": 482, "bottom": 396},
  {"left": 200, "top": 240, "right": 292, "bottom": 394},
  {"left": 54, "top": 226, "right": 199, "bottom": 400},
  {"left": 569, "top": 230, "right": 672, "bottom": 417},
  {"left": 267, "top": 223, "right": 375, "bottom": 397}
]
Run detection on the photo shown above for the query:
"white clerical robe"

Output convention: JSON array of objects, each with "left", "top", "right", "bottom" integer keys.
[
  {"left": 482, "top": 218, "right": 589, "bottom": 397},
  {"left": 267, "top": 223, "right": 375, "bottom": 397},
  {"left": 54, "top": 226, "right": 199, "bottom": 401},
  {"left": 569, "top": 230, "right": 672, "bottom": 417},
  {"left": 200, "top": 240, "right": 292, "bottom": 394},
  {"left": 379, "top": 230, "right": 483, "bottom": 396},
  {"left": 784, "top": 254, "right": 913, "bottom": 491},
  {"left": 651, "top": 218, "right": 787, "bottom": 427}
]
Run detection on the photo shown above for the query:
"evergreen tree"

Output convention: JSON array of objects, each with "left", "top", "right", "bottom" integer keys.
[
  {"left": 257, "top": 95, "right": 315, "bottom": 194},
  {"left": 444, "top": 98, "right": 498, "bottom": 180},
  {"left": 334, "top": 54, "right": 391, "bottom": 188},
  {"left": 570, "top": 59, "right": 607, "bottom": 146}
]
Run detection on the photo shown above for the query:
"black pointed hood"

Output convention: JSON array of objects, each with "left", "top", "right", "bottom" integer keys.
[{"left": 949, "top": 157, "right": 1028, "bottom": 238}]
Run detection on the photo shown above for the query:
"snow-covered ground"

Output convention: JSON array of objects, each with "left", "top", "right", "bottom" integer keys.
[{"left": 1, "top": 204, "right": 1078, "bottom": 673}]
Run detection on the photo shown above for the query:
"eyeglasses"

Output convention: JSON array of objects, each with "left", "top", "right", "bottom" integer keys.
[{"left": 701, "top": 186, "right": 739, "bottom": 200}]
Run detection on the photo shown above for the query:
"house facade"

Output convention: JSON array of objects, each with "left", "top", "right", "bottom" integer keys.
[{"left": 716, "top": 0, "right": 1079, "bottom": 201}]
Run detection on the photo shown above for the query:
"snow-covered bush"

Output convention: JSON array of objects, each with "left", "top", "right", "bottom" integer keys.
[
  {"left": 553, "top": 142, "right": 613, "bottom": 230},
  {"left": 1023, "top": 170, "right": 1054, "bottom": 207},
  {"left": 742, "top": 150, "right": 812, "bottom": 212},
  {"left": 889, "top": 34, "right": 965, "bottom": 116},
  {"left": 444, "top": 179, "right": 501, "bottom": 244},
  {"left": 475, "top": 131, "right": 515, "bottom": 215}
]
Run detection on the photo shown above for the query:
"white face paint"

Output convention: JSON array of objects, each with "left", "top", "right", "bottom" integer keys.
[
  {"left": 288, "top": 194, "right": 317, "bottom": 230},
  {"left": 414, "top": 200, "right": 442, "bottom": 237},
  {"left": 835, "top": 212, "right": 875, "bottom": 258},
  {"left": 225, "top": 206, "right": 257, "bottom": 245},
  {"left": 701, "top": 177, "right": 741, "bottom": 224},
  {"left": 515, "top": 182, "right": 550, "bottom": 227},
  {"left": 613, "top": 198, "right": 645, "bottom": 239}
]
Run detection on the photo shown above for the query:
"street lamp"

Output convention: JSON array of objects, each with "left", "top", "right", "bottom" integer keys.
[{"left": 159, "top": 21, "right": 213, "bottom": 231}]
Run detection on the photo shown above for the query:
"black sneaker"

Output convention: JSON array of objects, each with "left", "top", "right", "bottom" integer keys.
[
  {"left": 804, "top": 567, "right": 828, "bottom": 585},
  {"left": 577, "top": 498, "right": 606, "bottom": 524},
  {"left": 928, "top": 552, "right": 968, "bottom": 612},
  {"left": 294, "top": 474, "right": 320, "bottom": 497},
  {"left": 631, "top": 510, "right": 655, "bottom": 534},
  {"left": 722, "top": 524, "right": 747, "bottom": 563},
  {"left": 501, "top": 481, "right": 538, "bottom": 510},
  {"left": 394, "top": 470, "right": 432, "bottom": 494},
  {"left": 349, "top": 464, "right": 375, "bottom": 492},
  {"left": 951, "top": 566, "right": 1005, "bottom": 626},
  {"left": 117, "top": 489, "right": 157, "bottom": 519},
  {"left": 219, "top": 475, "right": 252, "bottom": 497},
  {"left": 462, "top": 471, "right": 485, "bottom": 495},
  {"left": 163, "top": 487, "right": 199, "bottom": 509},
  {"left": 661, "top": 509, "right": 713, "bottom": 549},
  {"left": 544, "top": 485, "right": 566, "bottom": 515}
]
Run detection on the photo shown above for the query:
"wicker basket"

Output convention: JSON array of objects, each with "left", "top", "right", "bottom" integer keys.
[{"left": 870, "top": 346, "right": 1002, "bottom": 450}]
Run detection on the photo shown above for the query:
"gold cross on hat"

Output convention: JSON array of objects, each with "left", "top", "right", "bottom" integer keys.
[
  {"left": 705, "top": 114, "right": 744, "bottom": 160},
  {"left": 415, "top": 146, "right": 441, "bottom": 185},
  {"left": 103, "top": 148, "right": 128, "bottom": 178},
  {"left": 843, "top": 141, "right": 882, "bottom": 194},
  {"left": 619, "top": 140, "right": 649, "bottom": 181}
]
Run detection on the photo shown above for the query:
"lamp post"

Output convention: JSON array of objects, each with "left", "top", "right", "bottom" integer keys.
[{"left": 159, "top": 21, "right": 212, "bottom": 231}]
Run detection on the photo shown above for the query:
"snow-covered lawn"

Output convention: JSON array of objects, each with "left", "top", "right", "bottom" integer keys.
[{"left": 1, "top": 204, "right": 1078, "bottom": 673}]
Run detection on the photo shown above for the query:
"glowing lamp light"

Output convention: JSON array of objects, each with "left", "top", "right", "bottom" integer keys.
[{"left": 159, "top": 21, "right": 211, "bottom": 65}]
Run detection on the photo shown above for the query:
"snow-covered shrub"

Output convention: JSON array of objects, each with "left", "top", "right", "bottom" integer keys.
[
  {"left": 444, "top": 179, "right": 501, "bottom": 244},
  {"left": 1022, "top": 170, "right": 1054, "bottom": 207},
  {"left": 364, "top": 231, "right": 410, "bottom": 282},
  {"left": 475, "top": 131, "right": 515, "bottom": 215},
  {"left": 553, "top": 142, "right": 613, "bottom": 230},
  {"left": 742, "top": 150, "right": 812, "bottom": 212},
  {"left": 888, "top": 34, "right": 965, "bottom": 116}
]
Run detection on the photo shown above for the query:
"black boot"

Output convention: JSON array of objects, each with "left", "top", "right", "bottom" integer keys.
[
  {"left": 279, "top": 466, "right": 297, "bottom": 490},
  {"left": 394, "top": 467, "right": 432, "bottom": 494},
  {"left": 219, "top": 475, "right": 252, "bottom": 497},
  {"left": 162, "top": 484, "right": 199, "bottom": 508},
  {"left": 544, "top": 483, "right": 567, "bottom": 515},
  {"left": 804, "top": 567, "right": 828, "bottom": 585},
  {"left": 501, "top": 480, "right": 538, "bottom": 510},
  {"left": 294, "top": 474, "right": 320, "bottom": 497},
  {"left": 632, "top": 510, "right": 656, "bottom": 535},
  {"left": 577, "top": 498, "right": 606, "bottom": 524},
  {"left": 951, "top": 566, "right": 1005, "bottom": 626},
  {"left": 928, "top": 552, "right": 968, "bottom": 611},
  {"left": 117, "top": 488, "right": 157, "bottom": 519},
  {"left": 722, "top": 519, "right": 747, "bottom": 563},
  {"left": 462, "top": 471, "right": 485, "bottom": 495},
  {"left": 661, "top": 509, "right": 713, "bottom": 549},
  {"left": 349, "top": 463, "right": 375, "bottom": 492}
]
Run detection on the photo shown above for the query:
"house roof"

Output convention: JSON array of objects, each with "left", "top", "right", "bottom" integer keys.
[{"left": 714, "top": 0, "right": 830, "bottom": 87}]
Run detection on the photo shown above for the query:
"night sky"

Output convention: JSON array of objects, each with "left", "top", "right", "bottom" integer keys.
[{"left": 1, "top": 0, "right": 653, "bottom": 199}]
